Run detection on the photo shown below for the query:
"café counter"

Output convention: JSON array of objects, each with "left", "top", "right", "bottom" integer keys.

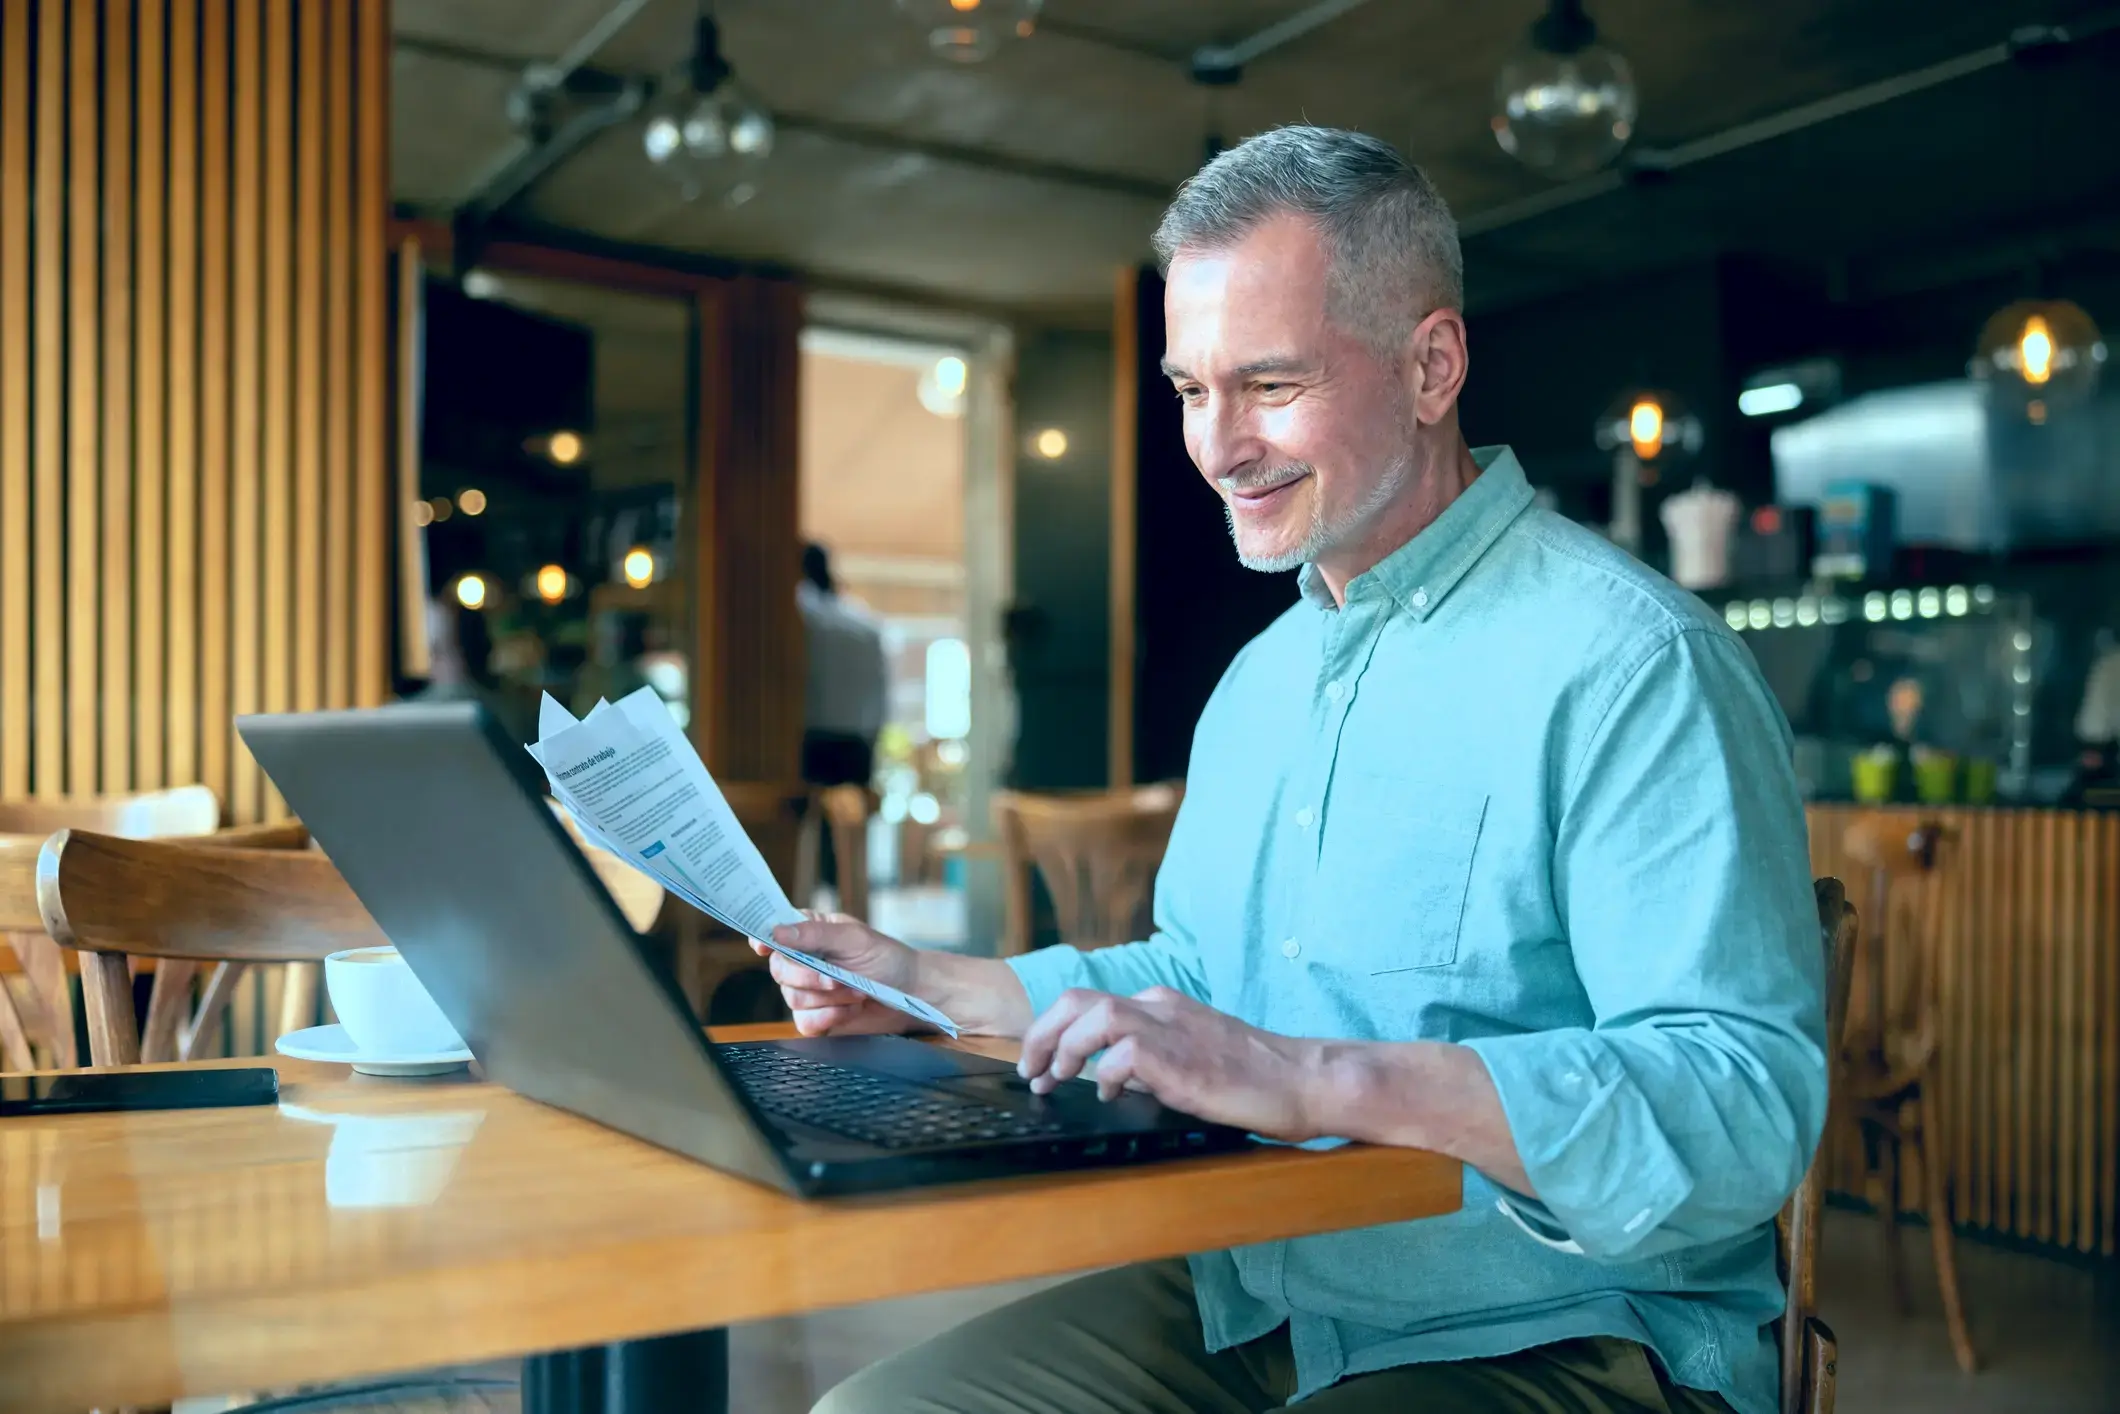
[{"left": 1806, "top": 803, "right": 2119, "bottom": 1255}]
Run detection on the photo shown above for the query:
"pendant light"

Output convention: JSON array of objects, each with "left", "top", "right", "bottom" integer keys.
[
  {"left": 1971, "top": 298, "right": 2107, "bottom": 424},
  {"left": 896, "top": 0, "right": 1043, "bottom": 64},
  {"left": 1492, "top": 0, "right": 1638, "bottom": 179},
  {"left": 642, "top": 2, "right": 773, "bottom": 203}
]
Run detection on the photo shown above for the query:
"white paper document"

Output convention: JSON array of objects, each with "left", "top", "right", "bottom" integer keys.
[{"left": 526, "top": 688, "right": 958, "bottom": 1037}]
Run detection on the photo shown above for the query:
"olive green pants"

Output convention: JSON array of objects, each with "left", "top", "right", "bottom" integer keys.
[{"left": 815, "top": 1260, "right": 1734, "bottom": 1414}]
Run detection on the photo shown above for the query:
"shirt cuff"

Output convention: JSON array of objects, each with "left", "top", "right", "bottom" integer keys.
[
  {"left": 1463, "top": 1030, "right": 1696, "bottom": 1260},
  {"left": 1005, "top": 945, "right": 1095, "bottom": 1022}
]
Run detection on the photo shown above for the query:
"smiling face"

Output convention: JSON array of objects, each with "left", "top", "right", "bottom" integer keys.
[{"left": 1161, "top": 211, "right": 1432, "bottom": 577}]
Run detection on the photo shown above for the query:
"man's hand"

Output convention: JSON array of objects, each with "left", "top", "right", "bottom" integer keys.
[
  {"left": 753, "top": 915, "right": 923, "bottom": 1036},
  {"left": 1017, "top": 986, "right": 1326, "bottom": 1142},
  {"left": 754, "top": 916, "right": 1033, "bottom": 1038}
]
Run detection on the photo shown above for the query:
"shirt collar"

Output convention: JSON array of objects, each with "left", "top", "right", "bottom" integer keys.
[{"left": 1298, "top": 445, "right": 1536, "bottom": 619}]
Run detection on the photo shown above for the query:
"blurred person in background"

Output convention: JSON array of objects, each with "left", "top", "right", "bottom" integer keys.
[
  {"left": 799, "top": 542, "right": 888, "bottom": 895},
  {"left": 414, "top": 595, "right": 493, "bottom": 705},
  {"left": 411, "top": 594, "right": 534, "bottom": 743},
  {"left": 573, "top": 611, "right": 654, "bottom": 719},
  {"left": 766, "top": 127, "right": 1824, "bottom": 1414}
]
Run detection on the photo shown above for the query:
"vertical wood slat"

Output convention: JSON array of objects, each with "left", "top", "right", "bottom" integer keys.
[
  {"left": 1944, "top": 806, "right": 1971, "bottom": 1227},
  {"left": 166, "top": 0, "right": 199, "bottom": 789},
  {"left": 323, "top": 0, "right": 352, "bottom": 707},
  {"left": 2105, "top": 818, "right": 2120, "bottom": 1254},
  {"left": 292, "top": 0, "right": 324, "bottom": 715},
  {"left": 135, "top": 0, "right": 167, "bottom": 789},
  {"left": 2056, "top": 812, "right": 2079, "bottom": 1247},
  {"left": 31, "top": 0, "right": 64, "bottom": 799},
  {"left": 67, "top": 0, "right": 99, "bottom": 797},
  {"left": 230, "top": 0, "right": 262, "bottom": 819},
  {"left": 198, "top": 0, "right": 231, "bottom": 812},
  {"left": 353, "top": 0, "right": 386, "bottom": 707},
  {"left": 1977, "top": 807, "right": 2000, "bottom": 1228},
  {"left": 102, "top": 0, "right": 135, "bottom": 796},
  {"left": 1999, "top": 809, "right": 2020, "bottom": 1233},
  {"left": 2083, "top": 814, "right": 2105, "bottom": 1253},
  {"left": 0, "top": 0, "right": 29, "bottom": 798},
  {"left": 2031, "top": 811, "right": 2054, "bottom": 1240},
  {"left": 259, "top": 0, "right": 293, "bottom": 820}
]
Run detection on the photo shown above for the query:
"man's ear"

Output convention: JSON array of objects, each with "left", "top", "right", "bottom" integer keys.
[{"left": 1404, "top": 307, "right": 1470, "bottom": 427}]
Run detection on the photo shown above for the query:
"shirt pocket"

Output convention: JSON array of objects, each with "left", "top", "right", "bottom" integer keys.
[{"left": 1307, "top": 779, "right": 1488, "bottom": 974}]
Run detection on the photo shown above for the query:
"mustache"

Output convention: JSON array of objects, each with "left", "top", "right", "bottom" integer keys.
[{"left": 1217, "top": 463, "right": 1314, "bottom": 494}]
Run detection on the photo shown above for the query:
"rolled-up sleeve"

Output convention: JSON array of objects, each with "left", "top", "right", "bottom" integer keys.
[{"left": 1462, "top": 627, "right": 1828, "bottom": 1262}]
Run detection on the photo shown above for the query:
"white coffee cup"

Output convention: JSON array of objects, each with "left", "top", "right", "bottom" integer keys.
[{"left": 324, "top": 946, "right": 466, "bottom": 1057}]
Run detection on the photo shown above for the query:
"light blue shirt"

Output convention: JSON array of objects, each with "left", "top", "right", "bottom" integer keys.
[{"left": 1009, "top": 447, "right": 1826, "bottom": 1414}]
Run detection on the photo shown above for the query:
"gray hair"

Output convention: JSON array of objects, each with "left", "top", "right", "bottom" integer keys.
[{"left": 1151, "top": 125, "right": 1462, "bottom": 350}]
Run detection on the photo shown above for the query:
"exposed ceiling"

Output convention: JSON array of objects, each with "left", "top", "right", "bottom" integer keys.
[{"left": 393, "top": 0, "right": 2120, "bottom": 322}]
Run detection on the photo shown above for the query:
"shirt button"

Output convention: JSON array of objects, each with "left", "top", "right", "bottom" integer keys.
[
  {"left": 1294, "top": 806, "right": 1314, "bottom": 829},
  {"left": 1280, "top": 938, "right": 1301, "bottom": 959},
  {"left": 1412, "top": 588, "right": 1429, "bottom": 609},
  {"left": 1324, "top": 680, "right": 1345, "bottom": 702}
]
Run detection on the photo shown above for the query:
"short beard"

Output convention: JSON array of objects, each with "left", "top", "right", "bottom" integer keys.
[{"left": 1223, "top": 452, "right": 1414, "bottom": 575}]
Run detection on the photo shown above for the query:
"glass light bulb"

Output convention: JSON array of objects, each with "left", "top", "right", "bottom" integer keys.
[
  {"left": 681, "top": 100, "right": 729, "bottom": 160},
  {"left": 1973, "top": 298, "right": 2107, "bottom": 415},
  {"left": 643, "top": 114, "right": 683, "bottom": 165},
  {"left": 1492, "top": 42, "right": 1637, "bottom": 178},
  {"left": 727, "top": 105, "right": 775, "bottom": 159}
]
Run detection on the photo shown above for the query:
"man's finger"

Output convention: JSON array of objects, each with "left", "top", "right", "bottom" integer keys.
[
  {"left": 791, "top": 1003, "right": 863, "bottom": 1036},
  {"left": 1093, "top": 1034, "right": 1141, "bottom": 1102},
  {"left": 766, "top": 950, "right": 841, "bottom": 994},
  {"left": 781, "top": 984, "right": 855, "bottom": 1011},
  {"left": 772, "top": 919, "right": 864, "bottom": 957},
  {"left": 1032, "top": 997, "right": 1134, "bottom": 1093},
  {"left": 1017, "top": 988, "right": 1104, "bottom": 1080}
]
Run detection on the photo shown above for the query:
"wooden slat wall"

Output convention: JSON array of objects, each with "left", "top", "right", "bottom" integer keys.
[
  {"left": 0, "top": 1, "right": 392, "bottom": 821},
  {"left": 1809, "top": 804, "right": 2120, "bottom": 1255}
]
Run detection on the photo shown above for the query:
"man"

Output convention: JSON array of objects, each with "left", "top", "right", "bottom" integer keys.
[
  {"left": 798, "top": 543, "right": 889, "bottom": 895},
  {"left": 798, "top": 542, "right": 890, "bottom": 788},
  {"left": 761, "top": 127, "right": 1826, "bottom": 1414}
]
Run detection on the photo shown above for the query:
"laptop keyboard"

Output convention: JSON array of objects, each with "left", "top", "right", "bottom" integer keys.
[{"left": 715, "top": 1044, "right": 1069, "bottom": 1151}]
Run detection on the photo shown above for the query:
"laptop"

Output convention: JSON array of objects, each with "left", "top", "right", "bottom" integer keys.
[{"left": 238, "top": 703, "right": 1251, "bottom": 1196}]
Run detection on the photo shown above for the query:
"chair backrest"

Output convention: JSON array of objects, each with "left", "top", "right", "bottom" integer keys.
[
  {"left": 993, "top": 785, "right": 1183, "bottom": 957},
  {"left": 1837, "top": 814, "right": 1947, "bottom": 1074},
  {"left": 0, "top": 783, "right": 221, "bottom": 837},
  {"left": 0, "top": 787, "right": 227, "bottom": 1072},
  {"left": 1778, "top": 877, "right": 1859, "bottom": 1414},
  {"left": 36, "top": 829, "right": 390, "bottom": 1067},
  {"left": 818, "top": 785, "right": 877, "bottom": 922}
]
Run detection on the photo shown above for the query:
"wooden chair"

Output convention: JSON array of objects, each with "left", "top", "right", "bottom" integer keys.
[
  {"left": 993, "top": 784, "right": 1183, "bottom": 958},
  {"left": 35, "top": 828, "right": 390, "bottom": 1067},
  {"left": 1838, "top": 816, "right": 1977, "bottom": 1372},
  {"left": 1778, "top": 878, "right": 1859, "bottom": 1414},
  {"left": 675, "top": 782, "right": 812, "bottom": 1020},
  {"left": 795, "top": 785, "right": 877, "bottom": 921},
  {"left": 0, "top": 786, "right": 227, "bottom": 1072}
]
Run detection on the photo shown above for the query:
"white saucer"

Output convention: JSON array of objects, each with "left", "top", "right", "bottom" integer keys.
[{"left": 276, "top": 1022, "right": 473, "bottom": 1077}]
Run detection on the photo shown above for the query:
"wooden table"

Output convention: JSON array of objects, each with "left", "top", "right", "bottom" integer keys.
[{"left": 0, "top": 1026, "right": 1461, "bottom": 1413}]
